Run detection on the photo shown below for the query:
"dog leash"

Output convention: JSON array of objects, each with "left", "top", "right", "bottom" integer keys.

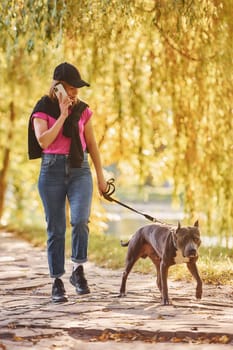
[{"left": 103, "top": 178, "right": 165, "bottom": 224}]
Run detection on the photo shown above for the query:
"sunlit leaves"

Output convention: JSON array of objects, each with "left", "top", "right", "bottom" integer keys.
[
  {"left": 0, "top": 0, "right": 65, "bottom": 56},
  {"left": 0, "top": 0, "right": 232, "bottom": 241}
]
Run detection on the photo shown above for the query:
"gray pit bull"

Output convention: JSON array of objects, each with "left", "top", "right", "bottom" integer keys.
[{"left": 119, "top": 220, "right": 202, "bottom": 305}]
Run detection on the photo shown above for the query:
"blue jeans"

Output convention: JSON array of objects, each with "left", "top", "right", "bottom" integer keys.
[{"left": 38, "top": 153, "right": 93, "bottom": 278}]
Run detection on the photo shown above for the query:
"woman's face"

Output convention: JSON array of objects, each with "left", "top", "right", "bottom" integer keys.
[{"left": 63, "top": 82, "right": 78, "bottom": 105}]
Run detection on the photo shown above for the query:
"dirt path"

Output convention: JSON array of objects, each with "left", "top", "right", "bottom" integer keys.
[{"left": 0, "top": 231, "right": 232, "bottom": 350}]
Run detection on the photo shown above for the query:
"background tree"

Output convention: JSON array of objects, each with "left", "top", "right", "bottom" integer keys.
[{"left": 0, "top": 0, "right": 232, "bottom": 244}]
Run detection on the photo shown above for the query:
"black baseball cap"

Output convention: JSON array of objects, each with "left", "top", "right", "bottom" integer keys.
[{"left": 53, "top": 62, "right": 90, "bottom": 88}]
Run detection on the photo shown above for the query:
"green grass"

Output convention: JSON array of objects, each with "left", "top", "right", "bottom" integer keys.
[
  {"left": 89, "top": 233, "right": 233, "bottom": 286},
  {"left": 3, "top": 224, "right": 47, "bottom": 248},
  {"left": 2, "top": 224, "right": 233, "bottom": 286}
]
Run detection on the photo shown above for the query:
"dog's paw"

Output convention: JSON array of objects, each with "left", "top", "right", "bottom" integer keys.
[
  {"left": 161, "top": 298, "right": 171, "bottom": 306},
  {"left": 118, "top": 292, "right": 126, "bottom": 298}
]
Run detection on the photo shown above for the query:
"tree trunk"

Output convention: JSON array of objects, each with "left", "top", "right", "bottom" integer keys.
[{"left": 0, "top": 101, "right": 15, "bottom": 220}]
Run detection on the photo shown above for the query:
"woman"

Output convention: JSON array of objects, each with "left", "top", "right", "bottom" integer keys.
[{"left": 28, "top": 62, "right": 107, "bottom": 302}]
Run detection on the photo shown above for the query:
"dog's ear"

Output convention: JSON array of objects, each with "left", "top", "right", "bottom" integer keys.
[
  {"left": 176, "top": 221, "right": 181, "bottom": 232},
  {"left": 194, "top": 220, "right": 199, "bottom": 227}
]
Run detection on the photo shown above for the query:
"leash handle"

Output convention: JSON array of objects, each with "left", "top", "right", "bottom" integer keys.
[{"left": 103, "top": 178, "right": 116, "bottom": 201}]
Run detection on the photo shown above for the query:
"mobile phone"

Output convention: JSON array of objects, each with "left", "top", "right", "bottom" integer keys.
[{"left": 54, "top": 83, "right": 68, "bottom": 100}]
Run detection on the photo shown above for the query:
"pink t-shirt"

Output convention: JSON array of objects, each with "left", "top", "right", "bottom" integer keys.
[{"left": 32, "top": 107, "right": 92, "bottom": 154}]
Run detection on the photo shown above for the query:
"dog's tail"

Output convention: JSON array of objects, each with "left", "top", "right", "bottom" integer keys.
[{"left": 120, "top": 240, "right": 129, "bottom": 247}]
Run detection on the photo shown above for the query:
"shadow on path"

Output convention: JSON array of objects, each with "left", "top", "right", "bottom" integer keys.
[{"left": 0, "top": 231, "right": 233, "bottom": 350}]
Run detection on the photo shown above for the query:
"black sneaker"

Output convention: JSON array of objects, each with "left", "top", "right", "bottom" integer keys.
[
  {"left": 70, "top": 265, "right": 90, "bottom": 295},
  {"left": 52, "top": 278, "right": 68, "bottom": 303}
]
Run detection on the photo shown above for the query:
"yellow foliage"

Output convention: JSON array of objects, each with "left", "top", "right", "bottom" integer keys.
[{"left": 0, "top": 0, "right": 232, "bottom": 239}]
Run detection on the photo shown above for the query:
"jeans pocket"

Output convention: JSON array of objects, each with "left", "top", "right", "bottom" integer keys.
[{"left": 41, "top": 155, "right": 57, "bottom": 168}]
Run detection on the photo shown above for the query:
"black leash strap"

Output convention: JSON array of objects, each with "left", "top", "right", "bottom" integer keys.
[{"left": 103, "top": 178, "right": 164, "bottom": 224}]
